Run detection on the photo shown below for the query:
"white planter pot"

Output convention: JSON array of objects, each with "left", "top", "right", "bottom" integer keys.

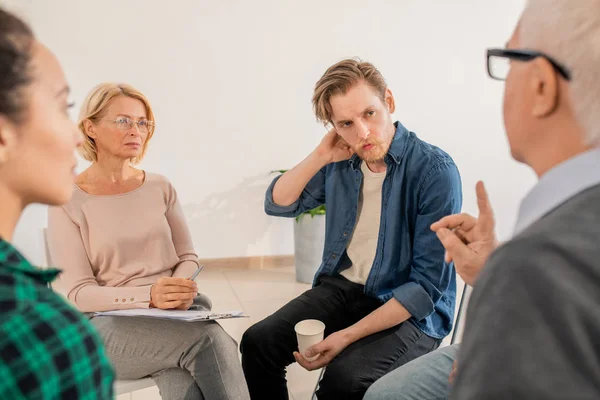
[{"left": 293, "top": 214, "right": 326, "bottom": 284}]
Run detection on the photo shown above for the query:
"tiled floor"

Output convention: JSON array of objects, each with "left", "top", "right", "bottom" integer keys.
[{"left": 116, "top": 265, "right": 464, "bottom": 400}]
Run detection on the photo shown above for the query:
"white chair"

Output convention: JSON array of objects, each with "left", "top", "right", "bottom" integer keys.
[
  {"left": 451, "top": 284, "right": 472, "bottom": 345},
  {"left": 114, "top": 378, "right": 156, "bottom": 397},
  {"left": 41, "top": 228, "right": 157, "bottom": 397}
]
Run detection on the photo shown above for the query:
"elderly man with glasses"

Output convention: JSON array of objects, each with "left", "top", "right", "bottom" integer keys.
[{"left": 364, "top": 0, "right": 600, "bottom": 399}]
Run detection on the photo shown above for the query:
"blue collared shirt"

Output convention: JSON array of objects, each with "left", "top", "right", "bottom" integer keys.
[
  {"left": 265, "top": 121, "right": 463, "bottom": 339},
  {"left": 514, "top": 147, "right": 600, "bottom": 236}
]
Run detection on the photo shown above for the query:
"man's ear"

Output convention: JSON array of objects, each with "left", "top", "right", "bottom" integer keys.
[
  {"left": 531, "top": 58, "right": 559, "bottom": 118},
  {"left": 83, "top": 119, "right": 97, "bottom": 139},
  {"left": 385, "top": 88, "right": 396, "bottom": 114},
  {"left": 0, "top": 116, "right": 18, "bottom": 165}
]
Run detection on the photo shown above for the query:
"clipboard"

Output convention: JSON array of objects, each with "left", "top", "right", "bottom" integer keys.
[{"left": 94, "top": 308, "right": 247, "bottom": 322}]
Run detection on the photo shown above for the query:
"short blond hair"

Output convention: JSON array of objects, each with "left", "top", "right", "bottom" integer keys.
[
  {"left": 78, "top": 83, "right": 155, "bottom": 164},
  {"left": 520, "top": 0, "right": 600, "bottom": 145},
  {"left": 312, "top": 58, "right": 387, "bottom": 124}
]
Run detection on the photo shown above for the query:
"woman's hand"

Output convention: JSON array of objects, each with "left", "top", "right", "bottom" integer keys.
[
  {"left": 174, "top": 297, "right": 194, "bottom": 310},
  {"left": 150, "top": 277, "right": 197, "bottom": 309}
]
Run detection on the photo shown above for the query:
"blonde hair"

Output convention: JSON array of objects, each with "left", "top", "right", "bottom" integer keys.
[
  {"left": 520, "top": 0, "right": 600, "bottom": 145},
  {"left": 77, "top": 83, "right": 155, "bottom": 164},
  {"left": 312, "top": 58, "right": 387, "bottom": 124}
]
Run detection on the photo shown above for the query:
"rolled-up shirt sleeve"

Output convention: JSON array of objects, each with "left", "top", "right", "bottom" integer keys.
[
  {"left": 392, "top": 161, "right": 463, "bottom": 321},
  {"left": 264, "top": 168, "right": 327, "bottom": 218}
]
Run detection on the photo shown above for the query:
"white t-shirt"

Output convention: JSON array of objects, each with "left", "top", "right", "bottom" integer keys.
[{"left": 341, "top": 161, "right": 386, "bottom": 285}]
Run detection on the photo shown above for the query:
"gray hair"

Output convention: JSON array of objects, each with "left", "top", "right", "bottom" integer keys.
[{"left": 520, "top": 0, "right": 600, "bottom": 145}]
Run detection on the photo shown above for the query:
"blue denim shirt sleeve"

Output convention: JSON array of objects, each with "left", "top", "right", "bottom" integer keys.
[
  {"left": 392, "top": 161, "right": 463, "bottom": 321},
  {"left": 264, "top": 168, "right": 327, "bottom": 218}
]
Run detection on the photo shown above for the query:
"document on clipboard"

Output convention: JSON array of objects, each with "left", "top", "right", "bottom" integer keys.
[{"left": 93, "top": 308, "right": 247, "bottom": 322}]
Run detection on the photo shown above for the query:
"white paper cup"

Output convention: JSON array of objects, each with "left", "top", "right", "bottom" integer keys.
[{"left": 294, "top": 319, "right": 325, "bottom": 362}]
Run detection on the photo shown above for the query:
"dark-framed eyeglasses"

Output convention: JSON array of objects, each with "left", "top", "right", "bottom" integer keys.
[
  {"left": 106, "top": 117, "right": 155, "bottom": 134},
  {"left": 486, "top": 48, "right": 572, "bottom": 81}
]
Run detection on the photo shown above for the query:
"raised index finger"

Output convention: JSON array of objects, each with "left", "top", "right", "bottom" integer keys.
[{"left": 475, "top": 181, "right": 495, "bottom": 231}]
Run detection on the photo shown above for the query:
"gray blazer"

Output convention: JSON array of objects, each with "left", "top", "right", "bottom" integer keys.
[{"left": 452, "top": 184, "right": 600, "bottom": 399}]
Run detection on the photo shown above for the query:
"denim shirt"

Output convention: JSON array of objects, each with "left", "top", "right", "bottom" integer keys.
[{"left": 265, "top": 121, "right": 463, "bottom": 339}]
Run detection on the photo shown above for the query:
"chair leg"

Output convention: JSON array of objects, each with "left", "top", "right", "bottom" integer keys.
[
  {"left": 312, "top": 368, "right": 325, "bottom": 399},
  {"left": 451, "top": 286, "right": 469, "bottom": 345}
]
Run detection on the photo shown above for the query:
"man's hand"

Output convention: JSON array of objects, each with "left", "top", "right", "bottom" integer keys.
[
  {"left": 272, "top": 128, "right": 351, "bottom": 207},
  {"left": 430, "top": 181, "right": 499, "bottom": 286},
  {"left": 449, "top": 360, "right": 458, "bottom": 384},
  {"left": 150, "top": 277, "right": 197, "bottom": 310},
  {"left": 314, "top": 128, "right": 354, "bottom": 164},
  {"left": 293, "top": 331, "right": 350, "bottom": 371}
]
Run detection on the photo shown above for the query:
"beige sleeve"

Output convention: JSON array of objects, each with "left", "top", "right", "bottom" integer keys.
[
  {"left": 47, "top": 206, "right": 152, "bottom": 312},
  {"left": 165, "top": 182, "right": 200, "bottom": 279}
]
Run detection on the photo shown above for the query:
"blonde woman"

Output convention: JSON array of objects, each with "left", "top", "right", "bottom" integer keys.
[{"left": 47, "top": 83, "right": 250, "bottom": 400}]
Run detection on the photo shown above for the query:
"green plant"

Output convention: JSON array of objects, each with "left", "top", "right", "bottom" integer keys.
[{"left": 270, "top": 170, "right": 326, "bottom": 222}]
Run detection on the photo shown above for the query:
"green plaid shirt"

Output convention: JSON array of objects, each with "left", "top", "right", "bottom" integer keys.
[{"left": 0, "top": 239, "right": 114, "bottom": 399}]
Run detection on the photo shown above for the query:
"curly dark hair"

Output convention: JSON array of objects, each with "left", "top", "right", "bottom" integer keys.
[{"left": 0, "top": 7, "right": 34, "bottom": 123}]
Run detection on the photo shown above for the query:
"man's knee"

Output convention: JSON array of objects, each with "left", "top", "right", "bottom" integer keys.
[
  {"left": 240, "top": 320, "right": 271, "bottom": 357},
  {"left": 364, "top": 344, "right": 460, "bottom": 400},
  {"left": 363, "top": 376, "right": 402, "bottom": 400},
  {"left": 317, "top": 362, "right": 368, "bottom": 399}
]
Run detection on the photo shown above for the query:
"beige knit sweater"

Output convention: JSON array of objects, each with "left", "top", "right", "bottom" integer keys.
[{"left": 47, "top": 173, "right": 199, "bottom": 312}]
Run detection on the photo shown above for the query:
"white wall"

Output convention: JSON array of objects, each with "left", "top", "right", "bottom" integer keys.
[
  {"left": 7, "top": 0, "right": 535, "bottom": 264},
  {"left": 0, "top": 0, "right": 30, "bottom": 16}
]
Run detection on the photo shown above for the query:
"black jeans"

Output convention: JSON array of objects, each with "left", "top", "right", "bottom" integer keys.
[{"left": 240, "top": 275, "right": 440, "bottom": 400}]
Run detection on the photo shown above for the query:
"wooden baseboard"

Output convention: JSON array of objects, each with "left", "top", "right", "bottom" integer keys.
[{"left": 198, "top": 255, "right": 295, "bottom": 269}]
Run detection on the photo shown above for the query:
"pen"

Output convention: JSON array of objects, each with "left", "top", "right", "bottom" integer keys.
[{"left": 189, "top": 265, "right": 204, "bottom": 281}]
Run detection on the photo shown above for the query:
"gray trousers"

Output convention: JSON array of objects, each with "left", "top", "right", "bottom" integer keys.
[
  {"left": 363, "top": 344, "right": 459, "bottom": 400},
  {"left": 91, "top": 316, "right": 250, "bottom": 400}
]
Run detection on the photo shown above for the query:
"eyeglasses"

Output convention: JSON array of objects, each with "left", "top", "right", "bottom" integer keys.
[
  {"left": 106, "top": 117, "right": 155, "bottom": 134},
  {"left": 486, "top": 48, "right": 572, "bottom": 81}
]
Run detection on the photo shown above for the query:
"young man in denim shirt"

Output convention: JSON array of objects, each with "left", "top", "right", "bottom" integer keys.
[{"left": 240, "top": 59, "right": 463, "bottom": 400}]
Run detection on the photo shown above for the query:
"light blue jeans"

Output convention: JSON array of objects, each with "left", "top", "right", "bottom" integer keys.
[{"left": 363, "top": 344, "right": 460, "bottom": 400}]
